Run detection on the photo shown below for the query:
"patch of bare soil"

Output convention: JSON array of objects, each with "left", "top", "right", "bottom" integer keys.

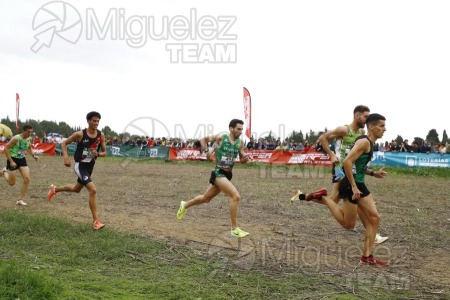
[{"left": 1, "top": 156, "right": 449, "bottom": 298}]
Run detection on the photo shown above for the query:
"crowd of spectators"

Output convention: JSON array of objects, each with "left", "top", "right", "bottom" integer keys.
[
  {"left": 106, "top": 136, "right": 202, "bottom": 149},
  {"left": 25, "top": 133, "right": 449, "bottom": 155},
  {"left": 244, "top": 137, "right": 328, "bottom": 152},
  {"left": 374, "top": 139, "right": 449, "bottom": 155}
]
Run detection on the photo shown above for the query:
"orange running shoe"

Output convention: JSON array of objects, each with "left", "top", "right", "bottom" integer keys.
[
  {"left": 93, "top": 219, "right": 105, "bottom": 230},
  {"left": 48, "top": 184, "right": 56, "bottom": 201}
]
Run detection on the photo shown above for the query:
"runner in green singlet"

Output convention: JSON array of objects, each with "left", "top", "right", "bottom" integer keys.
[
  {"left": 292, "top": 105, "right": 388, "bottom": 244},
  {"left": 2, "top": 124, "right": 39, "bottom": 206},
  {"left": 176, "top": 119, "right": 251, "bottom": 238}
]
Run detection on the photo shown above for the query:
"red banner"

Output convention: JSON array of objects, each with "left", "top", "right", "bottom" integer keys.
[
  {"left": 169, "top": 147, "right": 209, "bottom": 161},
  {"left": 168, "top": 148, "right": 332, "bottom": 166},
  {"left": 16, "top": 93, "right": 20, "bottom": 132},
  {"left": 0, "top": 142, "right": 56, "bottom": 156},
  {"left": 243, "top": 87, "right": 251, "bottom": 139}
]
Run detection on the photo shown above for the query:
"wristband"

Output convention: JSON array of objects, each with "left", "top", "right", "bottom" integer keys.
[{"left": 370, "top": 170, "right": 374, "bottom": 176}]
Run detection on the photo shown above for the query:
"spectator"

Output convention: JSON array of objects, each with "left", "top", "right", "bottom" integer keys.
[
  {"left": 33, "top": 135, "right": 41, "bottom": 144},
  {"left": 439, "top": 143, "right": 446, "bottom": 155},
  {"left": 287, "top": 139, "right": 297, "bottom": 151},
  {"left": 410, "top": 141, "right": 419, "bottom": 153},
  {"left": 390, "top": 141, "right": 400, "bottom": 152},
  {"left": 266, "top": 140, "right": 276, "bottom": 150},
  {"left": 261, "top": 139, "right": 268, "bottom": 150},
  {"left": 431, "top": 143, "right": 440, "bottom": 154},
  {"left": 112, "top": 137, "right": 119, "bottom": 146},
  {"left": 400, "top": 139, "right": 410, "bottom": 152},
  {"left": 315, "top": 140, "right": 324, "bottom": 152},
  {"left": 304, "top": 141, "right": 313, "bottom": 152},
  {"left": 148, "top": 137, "right": 155, "bottom": 147},
  {"left": 419, "top": 140, "right": 431, "bottom": 153},
  {"left": 246, "top": 136, "right": 254, "bottom": 150},
  {"left": 276, "top": 141, "right": 287, "bottom": 150},
  {"left": 254, "top": 138, "right": 261, "bottom": 150}
]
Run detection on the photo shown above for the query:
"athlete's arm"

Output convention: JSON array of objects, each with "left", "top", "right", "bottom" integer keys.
[
  {"left": 200, "top": 134, "right": 222, "bottom": 162},
  {"left": 61, "top": 131, "right": 82, "bottom": 167},
  {"left": 96, "top": 132, "right": 107, "bottom": 158},
  {"left": 342, "top": 138, "right": 369, "bottom": 200},
  {"left": 239, "top": 139, "right": 249, "bottom": 163},
  {"left": 28, "top": 139, "right": 39, "bottom": 161},
  {"left": 4, "top": 136, "right": 18, "bottom": 166},
  {"left": 319, "top": 125, "right": 349, "bottom": 164}
]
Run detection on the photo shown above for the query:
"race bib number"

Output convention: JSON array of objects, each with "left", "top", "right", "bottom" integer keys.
[
  {"left": 18, "top": 150, "right": 27, "bottom": 158},
  {"left": 80, "top": 148, "right": 94, "bottom": 163},
  {"left": 220, "top": 155, "right": 234, "bottom": 168}
]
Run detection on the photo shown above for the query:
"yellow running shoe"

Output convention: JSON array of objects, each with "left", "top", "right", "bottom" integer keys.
[
  {"left": 231, "top": 227, "right": 249, "bottom": 238},
  {"left": 177, "top": 201, "right": 186, "bottom": 220},
  {"left": 290, "top": 190, "right": 302, "bottom": 205}
]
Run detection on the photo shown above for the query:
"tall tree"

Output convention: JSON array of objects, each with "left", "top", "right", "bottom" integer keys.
[
  {"left": 442, "top": 130, "right": 448, "bottom": 144},
  {"left": 414, "top": 137, "right": 424, "bottom": 146},
  {"left": 426, "top": 129, "right": 439, "bottom": 144}
]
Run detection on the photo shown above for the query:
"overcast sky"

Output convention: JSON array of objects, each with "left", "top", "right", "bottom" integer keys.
[{"left": 1, "top": 0, "right": 449, "bottom": 143}]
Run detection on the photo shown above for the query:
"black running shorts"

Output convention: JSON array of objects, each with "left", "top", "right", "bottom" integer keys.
[
  {"left": 338, "top": 177, "right": 370, "bottom": 205},
  {"left": 209, "top": 168, "right": 232, "bottom": 185},
  {"left": 6, "top": 157, "right": 28, "bottom": 170}
]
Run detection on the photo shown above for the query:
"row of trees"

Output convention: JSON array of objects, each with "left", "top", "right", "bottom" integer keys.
[
  {"left": 285, "top": 129, "right": 448, "bottom": 146},
  {"left": 1, "top": 117, "right": 119, "bottom": 141},
  {"left": 1, "top": 116, "right": 448, "bottom": 146}
]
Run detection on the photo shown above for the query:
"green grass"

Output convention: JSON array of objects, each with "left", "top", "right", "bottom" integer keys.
[
  {"left": 381, "top": 166, "right": 450, "bottom": 178},
  {"left": 0, "top": 211, "right": 423, "bottom": 300}
]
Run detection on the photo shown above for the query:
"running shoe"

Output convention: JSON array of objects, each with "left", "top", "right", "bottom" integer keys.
[
  {"left": 231, "top": 227, "right": 249, "bottom": 238},
  {"left": 290, "top": 190, "right": 302, "bottom": 204},
  {"left": 374, "top": 233, "right": 389, "bottom": 244},
  {"left": 16, "top": 199, "right": 27, "bottom": 206},
  {"left": 177, "top": 201, "right": 186, "bottom": 220},
  {"left": 306, "top": 188, "right": 327, "bottom": 201},
  {"left": 93, "top": 219, "right": 105, "bottom": 230},
  {"left": 290, "top": 188, "right": 327, "bottom": 203},
  {"left": 360, "top": 255, "right": 387, "bottom": 266},
  {"left": 48, "top": 184, "right": 56, "bottom": 201}
]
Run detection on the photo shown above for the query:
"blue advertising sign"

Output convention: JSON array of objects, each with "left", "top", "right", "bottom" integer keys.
[{"left": 371, "top": 152, "right": 449, "bottom": 168}]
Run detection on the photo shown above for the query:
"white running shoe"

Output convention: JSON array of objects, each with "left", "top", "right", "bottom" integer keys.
[
  {"left": 375, "top": 233, "right": 389, "bottom": 244},
  {"left": 16, "top": 199, "right": 28, "bottom": 206}
]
